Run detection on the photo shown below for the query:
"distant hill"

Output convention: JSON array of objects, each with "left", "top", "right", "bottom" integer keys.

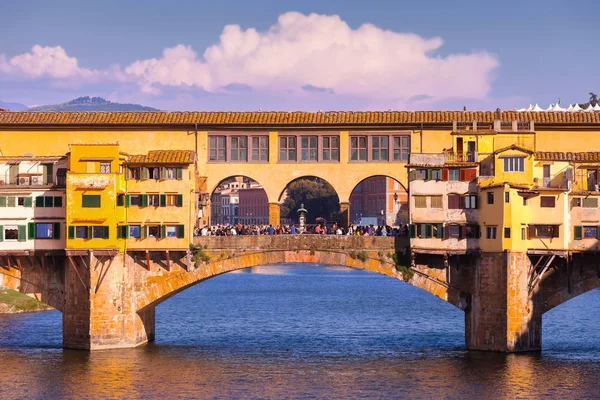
[
  {"left": 26, "top": 96, "right": 159, "bottom": 112},
  {"left": 0, "top": 100, "right": 28, "bottom": 111}
]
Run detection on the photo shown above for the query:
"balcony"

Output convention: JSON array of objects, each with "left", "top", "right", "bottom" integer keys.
[{"left": 445, "top": 151, "right": 477, "bottom": 163}]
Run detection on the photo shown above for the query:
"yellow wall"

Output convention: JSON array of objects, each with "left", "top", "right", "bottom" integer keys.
[
  {"left": 493, "top": 151, "right": 534, "bottom": 185},
  {"left": 478, "top": 186, "right": 504, "bottom": 252}
]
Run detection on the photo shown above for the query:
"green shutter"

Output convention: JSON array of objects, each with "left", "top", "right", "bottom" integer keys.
[
  {"left": 24, "top": 197, "right": 32, "bottom": 207},
  {"left": 140, "top": 194, "right": 148, "bottom": 207},
  {"left": 0, "top": 197, "right": 6, "bottom": 207},
  {"left": 426, "top": 169, "right": 433, "bottom": 181},
  {"left": 160, "top": 225, "right": 166, "bottom": 238},
  {"left": 409, "top": 170, "right": 416, "bottom": 182},
  {"left": 54, "top": 196, "right": 62, "bottom": 207},
  {"left": 141, "top": 225, "right": 147, "bottom": 239},
  {"left": 425, "top": 224, "right": 433, "bottom": 238},
  {"left": 125, "top": 194, "right": 130, "bottom": 207},
  {"left": 409, "top": 224, "right": 416, "bottom": 238},
  {"left": 117, "top": 194, "right": 124, "bottom": 206},
  {"left": 103, "top": 226, "right": 109, "bottom": 239},
  {"left": 53, "top": 222, "right": 60, "bottom": 239},
  {"left": 44, "top": 196, "right": 53, "bottom": 207},
  {"left": 176, "top": 194, "right": 183, "bottom": 207},
  {"left": 435, "top": 223, "right": 444, "bottom": 239},
  {"left": 177, "top": 224, "right": 185, "bottom": 239},
  {"left": 68, "top": 226, "right": 75, "bottom": 240},
  {"left": 18, "top": 225, "right": 26, "bottom": 242},
  {"left": 124, "top": 225, "right": 129, "bottom": 239},
  {"left": 36, "top": 196, "right": 44, "bottom": 207},
  {"left": 28, "top": 222, "right": 35, "bottom": 240},
  {"left": 0, "top": 225, "right": 3, "bottom": 241},
  {"left": 7, "top": 197, "right": 15, "bottom": 207},
  {"left": 160, "top": 194, "right": 166, "bottom": 207},
  {"left": 176, "top": 168, "right": 183, "bottom": 180},
  {"left": 574, "top": 226, "right": 582, "bottom": 240}
]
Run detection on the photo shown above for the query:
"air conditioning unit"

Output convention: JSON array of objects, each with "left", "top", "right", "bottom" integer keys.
[
  {"left": 18, "top": 176, "right": 30, "bottom": 185},
  {"left": 30, "top": 176, "right": 42, "bottom": 185}
]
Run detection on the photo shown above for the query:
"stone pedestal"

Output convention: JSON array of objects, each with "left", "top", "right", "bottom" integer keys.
[
  {"left": 465, "top": 251, "right": 541, "bottom": 352},
  {"left": 268, "top": 202, "right": 280, "bottom": 226}
]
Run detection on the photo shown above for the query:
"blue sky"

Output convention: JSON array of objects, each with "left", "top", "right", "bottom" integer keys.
[{"left": 0, "top": 0, "right": 598, "bottom": 110}]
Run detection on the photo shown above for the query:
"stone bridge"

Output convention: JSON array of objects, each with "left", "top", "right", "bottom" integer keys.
[{"left": 0, "top": 237, "right": 598, "bottom": 352}]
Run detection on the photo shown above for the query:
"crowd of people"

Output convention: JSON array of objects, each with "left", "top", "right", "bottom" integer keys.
[{"left": 195, "top": 223, "right": 409, "bottom": 237}]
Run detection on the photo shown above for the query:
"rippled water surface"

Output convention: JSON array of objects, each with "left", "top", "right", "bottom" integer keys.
[{"left": 1, "top": 264, "right": 599, "bottom": 399}]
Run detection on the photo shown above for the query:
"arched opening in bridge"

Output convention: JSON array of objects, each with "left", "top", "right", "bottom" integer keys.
[
  {"left": 279, "top": 176, "right": 340, "bottom": 227},
  {"left": 349, "top": 176, "right": 408, "bottom": 229},
  {"left": 209, "top": 175, "right": 268, "bottom": 227},
  {"left": 154, "top": 263, "right": 465, "bottom": 352},
  {"left": 542, "top": 288, "right": 600, "bottom": 355}
]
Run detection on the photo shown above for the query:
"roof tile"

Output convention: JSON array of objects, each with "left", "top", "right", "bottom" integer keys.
[
  {"left": 534, "top": 151, "right": 600, "bottom": 162},
  {"left": 127, "top": 150, "right": 195, "bottom": 164}
]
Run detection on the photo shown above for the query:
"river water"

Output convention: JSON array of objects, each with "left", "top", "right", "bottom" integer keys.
[{"left": 0, "top": 264, "right": 599, "bottom": 399}]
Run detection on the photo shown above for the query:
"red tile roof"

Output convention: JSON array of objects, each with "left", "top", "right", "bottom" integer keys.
[
  {"left": 127, "top": 150, "right": 195, "bottom": 164},
  {"left": 534, "top": 152, "right": 600, "bottom": 162},
  {"left": 0, "top": 111, "right": 599, "bottom": 126},
  {"left": 493, "top": 144, "right": 534, "bottom": 155}
]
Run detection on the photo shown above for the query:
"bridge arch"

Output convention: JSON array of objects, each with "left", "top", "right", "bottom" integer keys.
[
  {"left": 0, "top": 264, "right": 64, "bottom": 311},
  {"left": 278, "top": 176, "right": 341, "bottom": 224},
  {"left": 348, "top": 175, "right": 408, "bottom": 227}
]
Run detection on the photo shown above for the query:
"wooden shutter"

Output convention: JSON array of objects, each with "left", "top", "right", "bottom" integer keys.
[
  {"left": 7, "top": 197, "right": 15, "bottom": 207},
  {"left": 68, "top": 226, "right": 75, "bottom": 240},
  {"left": 142, "top": 167, "right": 149, "bottom": 180},
  {"left": 574, "top": 226, "right": 582, "bottom": 240},
  {"left": 176, "top": 168, "right": 183, "bottom": 180},
  {"left": 125, "top": 167, "right": 130, "bottom": 180},
  {"left": 0, "top": 197, "right": 6, "bottom": 207},
  {"left": 160, "top": 225, "right": 167, "bottom": 238},
  {"left": 28, "top": 222, "right": 35, "bottom": 240},
  {"left": 18, "top": 225, "right": 26, "bottom": 242},
  {"left": 141, "top": 225, "right": 147, "bottom": 239},
  {"left": 125, "top": 194, "right": 130, "bottom": 207},
  {"left": 596, "top": 226, "right": 600, "bottom": 240},
  {"left": 161, "top": 168, "right": 167, "bottom": 180},
  {"left": 442, "top": 168, "right": 449, "bottom": 181},
  {"left": 54, "top": 196, "right": 62, "bottom": 207},
  {"left": 464, "top": 168, "right": 477, "bottom": 181},
  {"left": 117, "top": 194, "right": 125, "bottom": 207},
  {"left": 448, "top": 194, "right": 459, "bottom": 209},
  {"left": 176, "top": 194, "right": 183, "bottom": 207},
  {"left": 444, "top": 225, "right": 450, "bottom": 239},
  {"left": 409, "top": 224, "right": 416, "bottom": 238},
  {"left": 425, "top": 224, "right": 433, "bottom": 238},
  {"left": 141, "top": 194, "right": 148, "bottom": 207},
  {"left": 44, "top": 196, "right": 53, "bottom": 207},
  {"left": 160, "top": 194, "right": 167, "bottom": 207},
  {"left": 528, "top": 225, "right": 536, "bottom": 239},
  {"left": 24, "top": 197, "right": 32, "bottom": 207},
  {"left": 459, "top": 169, "right": 466, "bottom": 181},
  {"left": 0, "top": 225, "right": 3, "bottom": 241},
  {"left": 426, "top": 169, "right": 433, "bottom": 181},
  {"left": 35, "top": 196, "right": 44, "bottom": 207},
  {"left": 103, "top": 226, "right": 109, "bottom": 239},
  {"left": 409, "top": 170, "right": 416, "bottom": 182},
  {"left": 53, "top": 222, "right": 60, "bottom": 239},
  {"left": 177, "top": 225, "right": 185, "bottom": 239},
  {"left": 552, "top": 225, "right": 559, "bottom": 238}
]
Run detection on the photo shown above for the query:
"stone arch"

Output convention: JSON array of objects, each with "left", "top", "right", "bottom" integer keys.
[
  {"left": 542, "top": 274, "right": 600, "bottom": 314},
  {"left": 135, "top": 250, "right": 469, "bottom": 313},
  {"left": 0, "top": 266, "right": 64, "bottom": 311},
  {"left": 348, "top": 174, "right": 409, "bottom": 227},
  {"left": 277, "top": 176, "right": 341, "bottom": 224},
  {"left": 208, "top": 175, "right": 270, "bottom": 226}
]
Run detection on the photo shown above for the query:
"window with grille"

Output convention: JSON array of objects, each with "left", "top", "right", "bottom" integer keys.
[
  {"left": 322, "top": 136, "right": 340, "bottom": 161},
  {"left": 540, "top": 196, "right": 555, "bottom": 208},
  {"left": 350, "top": 136, "right": 367, "bottom": 161},
  {"left": 503, "top": 157, "right": 525, "bottom": 172},
  {"left": 371, "top": 136, "right": 389, "bottom": 161},
  {"left": 486, "top": 226, "right": 497, "bottom": 239},
  {"left": 301, "top": 136, "right": 318, "bottom": 161},
  {"left": 464, "top": 194, "right": 478, "bottom": 209},
  {"left": 252, "top": 136, "right": 269, "bottom": 161},
  {"left": 279, "top": 136, "right": 297, "bottom": 161},
  {"left": 414, "top": 196, "right": 427, "bottom": 208},
  {"left": 209, "top": 136, "right": 226, "bottom": 161},
  {"left": 393, "top": 136, "right": 410, "bottom": 161},
  {"left": 230, "top": 136, "right": 248, "bottom": 162},
  {"left": 100, "top": 162, "right": 111, "bottom": 173},
  {"left": 430, "top": 196, "right": 443, "bottom": 209}
]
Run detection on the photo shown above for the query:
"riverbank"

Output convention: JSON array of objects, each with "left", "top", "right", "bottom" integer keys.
[{"left": 0, "top": 288, "right": 53, "bottom": 313}]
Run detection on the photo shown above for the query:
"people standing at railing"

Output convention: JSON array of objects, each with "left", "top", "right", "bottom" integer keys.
[{"left": 195, "top": 223, "right": 408, "bottom": 237}]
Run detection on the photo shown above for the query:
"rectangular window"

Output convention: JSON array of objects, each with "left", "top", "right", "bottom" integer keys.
[
  {"left": 431, "top": 169, "right": 442, "bottom": 180},
  {"left": 166, "top": 194, "right": 178, "bottom": 206},
  {"left": 504, "top": 227, "right": 511, "bottom": 238},
  {"left": 301, "top": 136, "right": 318, "bottom": 161},
  {"left": 430, "top": 196, "right": 443, "bottom": 209},
  {"left": 486, "top": 226, "right": 497, "bottom": 239},
  {"left": 42, "top": 163, "right": 53, "bottom": 185},
  {"left": 148, "top": 225, "right": 161, "bottom": 239},
  {"left": 504, "top": 192, "right": 510, "bottom": 203},
  {"left": 162, "top": 167, "right": 178, "bottom": 180},
  {"left": 540, "top": 196, "right": 555, "bottom": 208},
  {"left": 583, "top": 198, "right": 598, "bottom": 208},
  {"left": 279, "top": 136, "right": 297, "bottom": 161},
  {"left": 82, "top": 195, "right": 101, "bottom": 208},
  {"left": 487, "top": 192, "right": 494, "bottom": 204},
  {"left": 448, "top": 225, "right": 461, "bottom": 239},
  {"left": 448, "top": 168, "right": 460, "bottom": 181},
  {"left": 35, "top": 223, "right": 54, "bottom": 239},
  {"left": 251, "top": 136, "right": 269, "bottom": 161},
  {"left": 209, "top": 136, "right": 226, "bottom": 161},
  {"left": 465, "top": 224, "right": 480, "bottom": 238},
  {"left": 322, "top": 136, "right": 340, "bottom": 161},
  {"left": 448, "top": 194, "right": 461, "bottom": 209},
  {"left": 4, "top": 225, "right": 19, "bottom": 240},
  {"left": 75, "top": 226, "right": 88, "bottom": 239},
  {"left": 414, "top": 196, "right": 427, "bottom": 208},
  {"left": 583, "top": 226, "right": 598, "bottom": 239},
  {"left": 92, "top": 226, "right": 105, "bottom": 239},
  {"left": 393, "top": 135, "right": 410, "bottom": 161},
  {"left": 100, "top": 162, "right": 111, "bottom": 173},
  {"left": 416, "top": 169, "right": 427, "bottom": 180},
  {"left": 166, "top": 225, "right": 178, "bottom": 238},
  {"left": 503, "top": 157, "right": 525, "bottom": 172},
  {"left": 128, "top": 167, "right": 141, "bottom": 180},
  {"left": 130, "top": 195, "right": 140, "bottom": 207},
  {"left": 350, "top": 136, "right": 367, "bottom": 161},
  {"left": 148, "top": 167, "right": 160, "bottom": 179},
  {"left": 464, "top": 194, "right": 478, "bottom": 209},
  {"left": 148, "top": 194, "right": 160, "bottom": 206},
  {"left": 129, "top": 225, "right": 141, "bottom": 239},
  {"left": 230, "top": 136, "right": 248, "bottom": 162},
  {"left": 536, "top": 225, "right": 559, "bottom": 238},
  {"left": 371, "top": 136, "right": 389, "bottom": 161}
]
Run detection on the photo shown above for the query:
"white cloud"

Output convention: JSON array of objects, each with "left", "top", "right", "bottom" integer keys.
[
  {"left": 122, "top": 12, "right": 499, "bottom": 101},
  {"left": 0, "top": 45, "right": 101, "bottom": 80}
]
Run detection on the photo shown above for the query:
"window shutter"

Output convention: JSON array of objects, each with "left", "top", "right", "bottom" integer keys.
[
  {"left": 425, "top": 224, "right": 433, "bottom": 238},
  {"left": 409, "top": 224, "right": 416, "bottom": 238},
  {"left": 53, "top": 222, "right": 60, "bottom": 239},
  {"left": 123, "top": 225, "right": 129, "bottom": 239},
  {"left": 161, "top": 168, "right": 167, "bottom": 180},
  {"left": 176, "top": 168, "right": 183, "bottom": 180},
  {"left": 7, "top": 197, "right": 15, "bottom": 207},
  {"left": 117, "top": 226, "right": 121, "bottom": 239},
  {"left": 160, "top": 194, "right": 166, "bottom": 207},
  {"left": 465, "top": 168, "right": 476, "bottom": 181},
  {"left": 141, "top": 225, "right": 147, "bottom": 239},
  {"left": 87, "top": 226, "right": 93, "bottom": 239},
  {"left": 528, "top": 225, "right": 536, "bottom": 239},
  {"left": 460, "top": 226, "right": 466, "bottom": 240},
  {"left": 28, "top": 222, "right": 35, "bottom": 240},
  {"left": 176, "top": 194, "right": 183, "bottom": 207},
  {"left": 460, "top": 169, "right": 467, "bottom": 181},
  {"left": 142, "top": 167, "right": 149, "bottom": 180},
  {"left": 0, "top": 197, "right": 6, "bottom": 207},
  {"left": 18, "top": 225, "right": 26, "bottom": 242},
  {"left": 125, "top": 194, "right": 130, "bottom": 207},
  {"left": 177, "top": 225, "right": 185, "bottom": 239},
  {"left": 574, "top": 226, "right": 582, "bottom": 240},
  {"left": 44, "top": 196, "right": 53, "bottom": 207},
  {"left": 597, "top": 226, "right": 600, "bottom": 240},
  {"left": 0, "top": 225, "right": 3, "bottom": 241},
  {"left": 35, "top": 196, "right": 44, "bottom": 207},
  {"left": 426, "top": 169, "right": 433, "bottom": 181},
  {"left": 117, "top": 194, "right": 125, "bottom": 207},
  {"left": 24, "top": 197, "right": 32, "bottom": 207},
  {"left": 54, "top": 196, "right": 62, "bottom": 207},
  {"left": 442, "top": 168, "right": 449, "bottom": 181},
  {"left": 160, "top": 225, "right": 167, "bottom": 238},
  {"left": 473, "top": 196, "right": 478, "bottom": 209},
  {"left": 444, "top": 225, "right": 449, "bottom": 239},
  {"left": 103, "top": 226, "right": 109, "bottom": 239},
  {"left": 552, "top": 225, "right": 559, "bottom": 238},
  {"left": 141, "top": 194, "right": 148, "bottom": 207},
  {"left": 68, "top": 226, "right": 74, "bottom": 240},
  {"left": 409, "top": 170, "right": 416, "bottom": 182}
]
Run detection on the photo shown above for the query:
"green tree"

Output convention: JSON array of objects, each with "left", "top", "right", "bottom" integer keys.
[{"left": 280, "top": 178, "right": 340, "bottom": 223}]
